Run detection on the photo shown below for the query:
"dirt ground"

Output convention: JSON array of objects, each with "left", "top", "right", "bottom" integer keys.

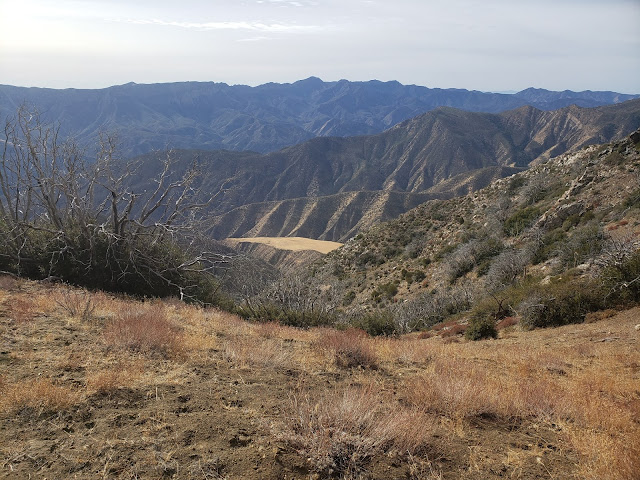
[
  {"left": 0, "top": 278, "right": 638, "bottom": 479},
  {"left": 224, "top": 237, "right": 343, "bottom": 254}
]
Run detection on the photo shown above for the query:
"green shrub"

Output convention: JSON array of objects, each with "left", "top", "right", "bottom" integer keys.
[
  {"left": 517, "top": 279, "right": 603, "bottom": 329},
  {"left": 342, "top": 290, "right": 356, "bottom": 306},
  {"left": 235, "top": 302, "right": 336, "bottom": 328},
  {"left": 532, "top": 229, "right": 566, "bottom": 264},
  {"left": 371, "top": 281, "right": 398, "bottom": 301},
  {"left": 504, "top": 206, "right": 541, "bottom": 236},
  {"left": 507, "top": 176, "right": 526, "bottom": 194},
  {"left": 623, "top": 188, "right": 640, "bottom": 209},
  {"left": 349, "top": 311, "right": 397, "bottom": 336},
  {"left": 557, "top": 225, "right": 605, "bottom": 268},
  {"left": 465, "top": 316, "right": 497, "bottom": 340}
]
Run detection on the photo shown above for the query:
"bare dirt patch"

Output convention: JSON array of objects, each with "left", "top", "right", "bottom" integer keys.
[{"left": 225, "top": 236, "right": 343, "bottom": 254}]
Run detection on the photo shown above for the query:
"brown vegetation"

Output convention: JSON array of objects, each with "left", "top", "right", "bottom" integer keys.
[{"left": 0, "top": 280, "right": 638, "bottom": 479}]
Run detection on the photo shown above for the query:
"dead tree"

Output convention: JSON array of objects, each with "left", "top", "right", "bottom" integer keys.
[{"left": 0, "top": 105, "right": 229, "bottom": 302}]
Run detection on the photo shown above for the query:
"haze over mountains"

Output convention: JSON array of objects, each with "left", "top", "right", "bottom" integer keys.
[
  {"left": 130, "top": 99, "right": 640, "bottom": 241},
  {"left": 1, "top": 78, "right": 638, "bottom": 155}
]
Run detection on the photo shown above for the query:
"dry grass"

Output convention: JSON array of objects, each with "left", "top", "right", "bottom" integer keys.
[
  {"left": 0, "top": 378, "right": 78, "bottom": 415},
  {"left": 0, "top": 274, "right": 20, "bottom": 291},
  {"left": 86, "top": 361, "right": 145, "bottom": 394},
  {"left": 103, "top": 303, "right": 184, "bottom": 357},
  {"left": 280, "top": 385, "right": 434, "bottom": 477},
  {"left": 7, "top": 296, "right": 36, "bottom": 323}
]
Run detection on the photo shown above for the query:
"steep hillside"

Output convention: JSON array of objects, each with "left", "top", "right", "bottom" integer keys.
[
  {"left": 132, "top": 100, "right": 640, "bottom": 241},
  {"left": 297, "top": 129, "right": 640, "bottom": 330},
  {"left": 0, "top": 79, "right": 636, "bottom": 155}
]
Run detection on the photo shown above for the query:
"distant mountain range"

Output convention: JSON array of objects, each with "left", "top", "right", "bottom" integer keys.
[
  {"left": 0, "top": 79, "right": 637, "bottom": 155},
  {"left": 129, "top": 99, "right": 640, "bottom": 241}
]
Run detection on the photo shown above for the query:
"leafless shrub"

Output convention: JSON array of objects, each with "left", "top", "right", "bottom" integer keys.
[
  {"left": 520, "top": 173, "right": 550, "bottom": 205},
  {"left": 0, "top": 106, "right": 229, "bottom": 302},
  {"left": 54, "top": 288, "right": 98, "bottom": 321},
  {"left": 484, "top": 248, "right": 531, "bottom": 291},
  {"left": 392, "top": 281, "right": 477, "bottom": 332},
  {"left": 595, "top": 233, "right": 640, "bottom": 270}
]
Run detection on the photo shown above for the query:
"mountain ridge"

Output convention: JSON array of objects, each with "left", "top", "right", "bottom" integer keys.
[
  {"left": 128, "top": 99, "right": 640, "bottom": 241},
  {"left": 1, "top": 79, "right": 637, "bottom": 156}
]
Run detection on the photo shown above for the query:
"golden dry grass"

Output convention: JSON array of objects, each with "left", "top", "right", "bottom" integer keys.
[{"left": 0, "top": 378, "right": 78, "bottom": 415}]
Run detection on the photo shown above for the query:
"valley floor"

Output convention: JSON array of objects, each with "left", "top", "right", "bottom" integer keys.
[{"left": 0, "top": 277, "right": 638, "bottom": 479}]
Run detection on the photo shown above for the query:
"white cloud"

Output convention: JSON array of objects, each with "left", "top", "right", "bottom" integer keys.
[{"left": 114, "top": 18, "right": 322, "bottom": 33}]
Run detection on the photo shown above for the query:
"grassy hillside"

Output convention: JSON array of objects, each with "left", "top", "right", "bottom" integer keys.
[{"left": 0, "top": 277, "right": 638, "bottom": 479}]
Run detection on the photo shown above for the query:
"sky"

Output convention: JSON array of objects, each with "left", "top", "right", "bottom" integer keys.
[{"left": 0, "top": 0, "right": 639, "bottom": 93}]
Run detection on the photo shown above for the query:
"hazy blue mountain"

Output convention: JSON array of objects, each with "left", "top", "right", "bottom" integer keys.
[{"left": 0, "top": 79, "right": 637, "bottom": 156}]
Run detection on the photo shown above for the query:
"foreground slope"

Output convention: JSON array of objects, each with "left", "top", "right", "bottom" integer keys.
[{"left": 0, "top": 279, "right": 637, "bottom": 479}]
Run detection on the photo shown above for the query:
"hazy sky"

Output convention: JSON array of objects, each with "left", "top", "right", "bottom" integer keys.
[{"left": 1, "top": 0, "right": 639, "bottom": 93}]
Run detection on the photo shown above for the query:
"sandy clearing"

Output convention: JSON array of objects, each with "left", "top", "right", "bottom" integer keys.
[{"left": 225, "top": 236, "right": 343, "bottom": 254}]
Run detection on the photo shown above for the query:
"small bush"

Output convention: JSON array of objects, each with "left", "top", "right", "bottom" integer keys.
[
  {"left": 350, "top": 311, "right": 397, "bottom": 336},
  {"left": 517, "top": 279, "right": 603, "bottom": 329},
  {"left": 496, "top": 316, "right": 518, "bottom": 330},
  {"left": 441, "top": 324, "right": 467, "bottom": 337},
  {"left": 54, "top": 288, "right": 99, "bottom": 321},
  {"left": 504, "top": 206, "right": 541, "bottom": 236},
  {"left": 465, "top": 317, "right": 497, "bottom": 340},
  {"left": 342, "top": 290, "right": 356, "bottom": 306},
  {"left": 371, "top": 281, "right": 398, "bottom": 302},
  {"left": 317, "top": 329, "right": 378, "bottom": 369}
]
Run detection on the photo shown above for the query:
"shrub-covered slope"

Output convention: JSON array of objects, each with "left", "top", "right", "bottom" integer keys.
[{"left": 294, "top": 129, "right": 640, "bottom": 333}]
